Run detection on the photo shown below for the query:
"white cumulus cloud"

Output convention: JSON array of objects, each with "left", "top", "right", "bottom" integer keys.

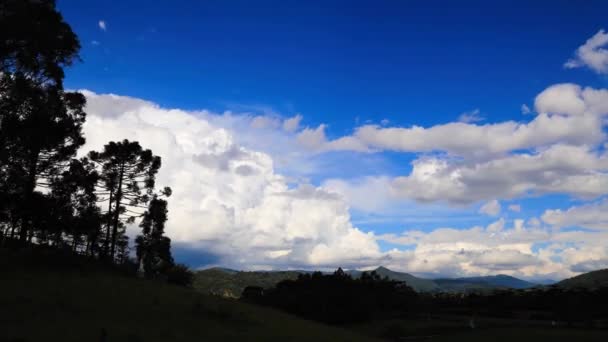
[
  {"left": 565, "top": 29, "right": 608, "bottom": 74},
  {"left": 479, "top": 200, "right": 501, "bottom": 216},
  {"left": 79, "top": 90, "right": 382, "bottom": 269},
  {"left": 542, "top": 199, "right": 608, "bottom": 230}
]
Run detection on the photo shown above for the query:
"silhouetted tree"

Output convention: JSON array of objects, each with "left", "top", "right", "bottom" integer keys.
[
  {"left": 0, "top": 0, "right": 84, "bottom": 244},
  {"left": 166, "top": 264, "right": 195, "bottom": 287},
  {"left": 49, "top": 158, "right": 101, "bottom": 253},
  {"left": 89, "top": 140, "right": 162, "bottom": 261},
  {"left": 135, "top": 192, "right": 174, "bottom": 278}
]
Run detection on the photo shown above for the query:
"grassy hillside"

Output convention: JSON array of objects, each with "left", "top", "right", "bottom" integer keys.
[
  {"left": 194, "top": 268, "right": 301, "bottom": 298},
  {"left": 557, "top": 269, "right": 608, "bottom": 289},
  {"left": 0, "top": 267, "right": 374, "bottom": 341}
]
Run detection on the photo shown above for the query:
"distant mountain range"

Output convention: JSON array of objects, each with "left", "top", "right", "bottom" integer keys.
[
  {"left": 434, "top": 274, "right": 537, "bottom": 292},
  {"left": 194, "top": 266, "right": 554, "bottom": 297},
  {"left": 194, "top": 266, "right": 608, "bottom": 298}
]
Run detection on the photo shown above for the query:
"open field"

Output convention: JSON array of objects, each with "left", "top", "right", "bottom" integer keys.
[
  {"left": 350, "top": 315, "right": 608, "bottom": 341},
  {"left": 0, "top": 267, "right": 374, "bottom": 342}
]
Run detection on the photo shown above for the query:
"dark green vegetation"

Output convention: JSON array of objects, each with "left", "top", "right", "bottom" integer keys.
[
  {"left": 0, "top": 251, "right": 374, "bottom": 342},
  {"left": 245, "top": 269, "right": 608, "bottom": 341},
  {"left": 194, "top": 266, "right": 540, "bottom": 297},
  {"left": 557, "top": 269, "right": 608, "bottom": 289},
  {"left": 358, "top": 266, "right": 439, "bottom": 292},
  {"left": 0, "top": 0, "right": 189, "bottom": 284},
  {"left": 195, "top": 268, "right": 301, "bottom": 298}
]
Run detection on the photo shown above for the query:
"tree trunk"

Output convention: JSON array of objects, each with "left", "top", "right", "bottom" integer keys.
[
  {"left": 102, "top": 186, "right": 113, "bottom": 259},
  {"left": 109, "top": 164, "right": 124, "bottom": 261},
  {"left": 19, "top": 150, "right": 39, "bottom": 244}
]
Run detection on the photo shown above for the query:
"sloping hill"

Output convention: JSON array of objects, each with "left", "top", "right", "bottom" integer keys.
[
  {"left": 435, "top": 274, "right": 536, "bottom": 292},
  {"left": 0, "top": 267, "right": 374, "bottom": 341},
  {"left": 557, "top": 269, "right": 608, "bottom": 289},
  {"left": 194, "top": 268, "right": 301, "bottom": 298}
]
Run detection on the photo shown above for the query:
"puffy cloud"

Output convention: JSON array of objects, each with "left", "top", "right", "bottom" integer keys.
[
  {"left": 571, "top": 259, "right": 608, "bottom": 273},
  {"left": 565, "top": 29, "right": 608, "bottom": 74},
  {"left": 534, "top": 83, "right": 608, "bottom": 117},
  {"left": 98, "top": 20, "right": 106, "bottom": 31},
  {"left": 80, "top": 91, "right": 381, "bottom": 269},
  {"left": 379, "top": 220, "right": 551, "bottom": 277},
  {"left": 508, "top": 204, "right": 521, "bottom": 212},
  {"left": 77, "top": 88, "right": 608, "bottom": 278},
  {"left": 379, "top": 219, "right": 608, "bottom": 278},
  {"left": 296, "top": 124, "right": 370, "bottom": 152},
  {"left": 542, "top": 199, "right": 608, "bottom": 230},
  {"left": 302, "top": 83, "right": 608, "bottom": 159},
  {"left": 479, "top": 200, "right": 501, "bottom": 216},
  {"left": 390, "top": 145, "right": 608, "bottom": 204},
  {"left": 349, "top": 113, "right": 601, "bottom": 158},
  {"left": 282, "top": 114, "right": 302, "bottom": 132},
  {"left": 250, "top": 115, "right": 280, "bottom": 129}
]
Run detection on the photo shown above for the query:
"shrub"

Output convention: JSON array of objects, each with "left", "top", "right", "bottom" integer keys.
[{"left": 166, "top": 264, "right": 194, "bottom": 287}]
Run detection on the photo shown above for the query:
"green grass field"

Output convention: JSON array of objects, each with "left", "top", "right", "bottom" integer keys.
[
  {"left": 0, "top": 268, "right": 375, "bottom": 342},
  {"left": 2, "top": 263, "right": 607, "bottom": 341},
  {"left": 350, "top": 315, "right": 608, "bottom": 341}
]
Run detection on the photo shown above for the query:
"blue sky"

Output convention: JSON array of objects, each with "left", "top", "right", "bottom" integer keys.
[{"left": 58, "top": 0, "right": 608, "bottom": 278}]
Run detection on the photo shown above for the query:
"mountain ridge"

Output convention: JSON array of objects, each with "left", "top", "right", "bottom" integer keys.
[{"left": 194, "top": 266, "right": 549, "bottom": 297}]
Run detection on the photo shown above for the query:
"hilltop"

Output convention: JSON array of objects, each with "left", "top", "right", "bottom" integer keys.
[
  {"left": 435, "top": 274, "right": 537, "bottom": 292},
  {"left": 557, "top": 269, "right": 608, "bottom": 289}
]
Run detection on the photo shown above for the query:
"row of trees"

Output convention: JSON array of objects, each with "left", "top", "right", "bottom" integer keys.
[
  {"left": 246, "top": 268, "right": 608, "bottom": 328},
  {"left": 243, "top": 268, "right": 419, "bottom": 324},
  {"left": 0, "top": 0, "right": 182, "bottom": 281}
]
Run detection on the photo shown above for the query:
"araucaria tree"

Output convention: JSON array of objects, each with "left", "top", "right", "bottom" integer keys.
[
  {"left": 135, "top": 193, "right": 174, "bottom": 278},
  {"left": 89, "top": 140, "right": 162, "bottom": 261},
  {"left": 0, "top": 0, "right": 188, "bottom": 284},
  {"left": 0, "top": 0, "right": 86, "bottom": 243}
]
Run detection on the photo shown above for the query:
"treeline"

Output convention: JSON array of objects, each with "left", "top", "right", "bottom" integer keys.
[
  {"left": 0, "top": 0, "right": 191, "bottom": 285},
  {"left": 245, "top": 268, "right": 608, "bottom": 327},
  {"left": 242, "top": 268, "right": 420, "bottom": 324}
]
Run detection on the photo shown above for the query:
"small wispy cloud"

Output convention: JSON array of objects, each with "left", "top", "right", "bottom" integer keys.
[
  {"left": 521, "top": 104, "right": 531, "bottom": 115},
  {"left": 91, "top": 40, "right": 100, "bottom": 46},
  {"left": 508, "top": 204, "right": 521, "bottom": 213},
  {"left": 458, "top": 108, "right": 484, "bottom": 123},
  {"left": 98, "top": 20, "right": 107, "bottom": 31}
]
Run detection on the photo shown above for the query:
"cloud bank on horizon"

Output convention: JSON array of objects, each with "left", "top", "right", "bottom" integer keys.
[{"left": 77, "top": 29, "right": 608, "bottom": 280}]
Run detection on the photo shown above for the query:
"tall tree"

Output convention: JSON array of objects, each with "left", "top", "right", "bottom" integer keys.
[
  {"left": 49, "top": 158, "right": 102, "bottom": 253},
  {"left": 0, "top": 0, "right": 80, "bottom": 85},
  {"left": 89, "top": 140, "right": 162, "bottom": 262},
  {"left": 135, "top": 192, "right": 174, "bottom": 278},
  {"left": 0, "top": 0, "right": 84, "bottom": 243}
]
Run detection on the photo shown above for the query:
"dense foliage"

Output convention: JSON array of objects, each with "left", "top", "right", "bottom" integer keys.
[
  {"left": 246, "top": 268, "right": 420, "bottom": 324},
  {"left": 247, "top": 268, "right": 608, "bottom": 328},
  {"left": 0, "top": 0, "right": 191, "bottom": 285}
]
